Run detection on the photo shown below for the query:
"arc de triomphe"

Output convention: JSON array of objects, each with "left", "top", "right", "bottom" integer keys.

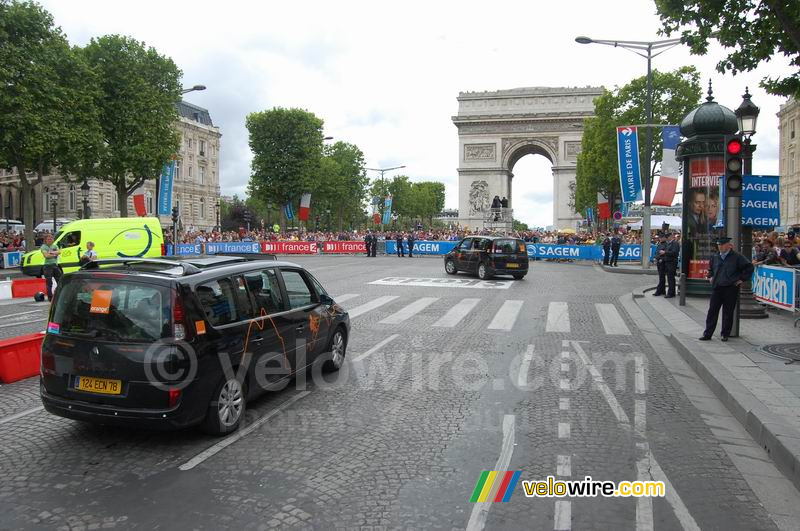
[{"left": 452, "top": 86, "right": 603, "bottom": 230}]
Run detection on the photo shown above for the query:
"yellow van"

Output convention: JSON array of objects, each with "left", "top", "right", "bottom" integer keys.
[{"left": 21, "top": 217, "right": 164, "bottom": 276}]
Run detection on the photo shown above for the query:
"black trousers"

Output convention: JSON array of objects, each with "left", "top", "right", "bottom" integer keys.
[
  {"left": 371, "top": 244, "right": 377, "bottom": 257},
  {"left": 611, "top": 248, "right": 620, "bottom": 266},
  {"left": 602, "top": 248, "right": 610, "bottom": 265},
  {"left": 656, "top": 262, "right": 677, "bottom": 296},
  {"left": 704, "top": 284, "right": 739, "bottom": 337},
  {"left": 397, "top": 243, "right": 404, "bottom": 257},
  {"left": 408, "top": 244, "right": 413, "bottom": 257},
  {"left": 43, "top": 265, "right": 62, "bottom": 301}
]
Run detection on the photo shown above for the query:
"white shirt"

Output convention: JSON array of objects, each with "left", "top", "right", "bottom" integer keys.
[{"left": 84, "top": 249, "right": 97, "bottom": 260}]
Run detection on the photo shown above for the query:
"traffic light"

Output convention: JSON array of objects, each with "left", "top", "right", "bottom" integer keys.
[
  {"left": 724, "top": 134, "right": 744, "bottom": 195},
  {"left": 171, "top": 206, "right": 179, "bottom": 224}
]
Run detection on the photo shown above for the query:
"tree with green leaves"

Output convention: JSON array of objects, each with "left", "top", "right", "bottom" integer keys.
[
  {"left": 247, "top": 108, "right": 324, "bottom": 228},
  {"left": 81, "top": 35, "right": 182, "bottom": 217},
  {"left": 315, "top": 142, "right": 368, "bottom": 231},
  {"left": 0, "top": 0, "right": 102, "bottom": 244},
  {"left": 655, "top": 0, "right": 800, "bottom": 97},
  {"left": 574, "top": 66, "right": 702, "bottom": 214}
]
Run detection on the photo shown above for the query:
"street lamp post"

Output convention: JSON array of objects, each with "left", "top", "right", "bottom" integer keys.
[
  {"left": 735, "top": 88, "right": 767, "bottom": 320},
  {"left": 81, "top": 178, "right": 90, "bottom": 219},
  {"left": 216, "top": 199, "right": 220, "bottom": 232},
  {"left": 181, "top": 85, "right": 206, "bottom": 95},
  {"left": 50, "top": 191, "right": 59, "bottom": 233},
  {"left": 575, "top": 36, "right": 682, "bottom": 269}
]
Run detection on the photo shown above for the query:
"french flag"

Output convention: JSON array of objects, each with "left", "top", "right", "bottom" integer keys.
[
  {"left": 298, "top": 193, "right": 311, "bottom": 221},
  {"left": 597, "top": 192, "right": 611, "bottom": 220}
]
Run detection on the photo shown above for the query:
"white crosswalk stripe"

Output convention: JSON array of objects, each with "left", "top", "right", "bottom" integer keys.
[
  {"left": 546, "top": 302, "right": 570, "bottom": 333},
  {"left": 487, "top": 300, "right": 524, "bottom": 331},
  {"left": 380, "top": 297, "right": 439, "bottom": 324},
  {"left": 348, "top": 296, "right": 398, "bottom": 318},
  {"left": 433, "top": 298, "right": 481, "bottom": 328},
  {"left": 333, "top": 293, "right": 360, "bottom": 303},
  {"left": 595, "top": 303, "right": 631, "bottom": 335}
]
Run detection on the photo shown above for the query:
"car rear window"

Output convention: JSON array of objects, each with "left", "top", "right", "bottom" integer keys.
[
  {"left": 51, "top": 278, "right": 169, "bottom": 342},
  {"left": 493, "top": 239, "right": 526, "bottom": 254}
]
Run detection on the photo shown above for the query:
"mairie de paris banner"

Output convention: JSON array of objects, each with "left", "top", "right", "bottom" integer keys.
[
  {"left": 157, "top": 160, "right": 176, "bottom": 216},
  {"left": 616, "top": 126, "right": 643, "bottom": 203}
]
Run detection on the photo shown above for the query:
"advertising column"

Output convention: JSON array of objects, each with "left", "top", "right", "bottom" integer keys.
[{"left": 685, "top": 156, "right": 725, "bottom": 280}]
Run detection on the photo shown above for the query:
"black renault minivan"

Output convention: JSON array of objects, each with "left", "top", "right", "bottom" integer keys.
[
  {"left": 40, "top": 257, "right": 350, "bottom": 435},
  {"left": 444, "top": 236, "right": 529, "bottom": 280}
]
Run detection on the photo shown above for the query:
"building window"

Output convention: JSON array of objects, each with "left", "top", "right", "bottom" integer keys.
[
  {"left": 792, "top": 120, "right": 796, "bottom": 140},
  {"left": 99, "top": 193, "right": 105, "bottom": 211},
  {"left": 113, "top": 192, "right": 118, "bottom": 212},
  {"left": 68, "top": 185, "right": 76, "bottom": 211},
  {"left": 200, "top": 198, "right": 206, "bottom": 219},
  {"left": 188, "top": 165, "right": 193, "bottom": 181},
  {"left": 199, "top": 140, "right": 206, "bottom": 157},
  {"left": 212, "top": 171, "right": 216, "bottom": 184},
  {"left": 199, "top": 166, "right": 205, "bottom": 185},
  {"left": 146, "top": 191, "right": 153, "bottom": 214},
  {"left": 175, "top": 160, "right": 181, "bottom": 180},
  {"left": 43, "top": 187, "right": 50, "bottom": 213},
  {"left": 187, "top": 137, "right": 193, "bottom": 151}
]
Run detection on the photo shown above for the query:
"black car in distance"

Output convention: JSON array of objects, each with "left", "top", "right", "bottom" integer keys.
[
  {"left": 444, "top": 236, "right": 529, "bottom": 280},
  {"left": 40, "top": 256, "right": 350, "bottom": 435}
]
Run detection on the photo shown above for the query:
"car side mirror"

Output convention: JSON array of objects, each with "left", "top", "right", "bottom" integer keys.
[{"left": 320, "top": 294, "right": 333, "bottom": 306}]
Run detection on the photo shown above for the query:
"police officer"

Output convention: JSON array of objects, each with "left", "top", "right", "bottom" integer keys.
[
  {"left": 602, "top": 233, "right": 611, "bottom": 266},
  {"left": 371, "top": 233, "right": 378, "bottom": 257},
  {"left": 653, "top": 232, "right": 669, "bottom": 296},
  {"left": 610, "top": 233, "right": 621, "bottom": 267},
  {"left": 396, "top": 231, "right": 405, "bottom": 257},
  {"left": 407, "top": 231, "right": 415, "bottom": 258},
  {"left": 663, "top": 232, "right": 680, "bottom": 298},
  {"left": 700, "top": 237, "right": 754, "bottom": 341},
  {"left": 364, "top": 231, "right": 372, "bottom": 257}
]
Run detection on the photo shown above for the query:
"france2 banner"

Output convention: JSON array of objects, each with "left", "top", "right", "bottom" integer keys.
[
  {"left": 322, "top": 241, "right": 366, "bottom": 253},
  {"left": 261, "top": 241, "right": 317, "bottom": 254}
]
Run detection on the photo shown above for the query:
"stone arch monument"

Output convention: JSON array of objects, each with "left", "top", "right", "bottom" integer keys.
[{"left": 452, "top": 86, "right": 603, "bottom": 230}]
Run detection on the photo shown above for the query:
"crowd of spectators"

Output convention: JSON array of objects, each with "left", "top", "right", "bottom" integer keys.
[{"left": 752, "top": 229, "right": 800, "bottom": 267}]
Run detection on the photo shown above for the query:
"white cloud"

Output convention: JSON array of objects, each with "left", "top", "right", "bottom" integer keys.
[{"left": 39, "top": 0, "right": 793, "bottom": 227}]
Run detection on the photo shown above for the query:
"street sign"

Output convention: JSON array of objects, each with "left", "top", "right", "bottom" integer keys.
[
  {"left": 613, "top": 211, "right": 623, "bottom": 221},
  {"left": 742, "top": 175, "right": 780, "bottom": 227},
  {"left": 616, "top": 126, "right": 643, "bottom": 202}
]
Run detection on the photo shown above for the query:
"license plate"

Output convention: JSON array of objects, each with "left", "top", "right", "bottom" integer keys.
[
  {"left": 75, "top": 376, "right": 122, "bottom": 395},
  {"left": 506, "top": 263, "right": 519, "bottom": 268}
]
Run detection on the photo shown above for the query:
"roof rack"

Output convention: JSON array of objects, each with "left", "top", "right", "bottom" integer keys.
[{"left": 82, "top": 258, "right": 200, "bottom": 275}]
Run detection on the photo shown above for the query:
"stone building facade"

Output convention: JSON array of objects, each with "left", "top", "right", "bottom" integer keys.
[
  {"left": 778, "top": 97, "right": 799, "bottom": 226},
  {"left": 0, "top": 100, "right": 221, "bottom": 232}
]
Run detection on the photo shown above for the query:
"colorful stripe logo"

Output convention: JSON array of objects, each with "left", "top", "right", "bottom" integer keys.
[{"left": 470, "top": 471, "right": 521, "bottom": 502}]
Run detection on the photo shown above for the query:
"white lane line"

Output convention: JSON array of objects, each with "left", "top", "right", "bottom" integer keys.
[
  {"left": 648, "top": 450, "right": 701, "bottom": 531},
  {"left": 561, "top": 351, "right": 570, "bottom": 359},
  {"left": 487, "top": 300, "right": 524, "bottom": 330},
  {"left": 636, "top": 453, "right": 654, "bottom": 531},
  {"left": 332, "top": 293, "right": 359, "bottom": 304},
  {"left": 379, "top": 297, "right": 438, "bottom": 325},
  {"left": 634, "top": 400, "right": 647, "bottom": 438},
  {"left": 595, "top": 303, "right": 632, "bottom": 335},
  {"left": 179, "top": 392, "right": 310, "bottom": 471},
  {"left": 0, "top": 319, "right": 46, "bottom": 329},
  {"left": 635, "top": 356, "right": 646, "bottom": 394},
  {"left": 433, "top": 298, "right": 480, "bottom": 328},
  {"left": 466, "top": 414, "right": 516, "bottom": 531},
  {"left": 570, "top": 341, "right": 630, "bottom": 426},
  {"left": 0, "top": 406, "right": 44, "bottom": 425},
  {"left": 2, "top": 309, "right": 46, "bottom": 317},
  {"left": 350, "top": 334, "right": 400, "bottom": 363},
  {"left": 546, "top": 302, "right": 570, "bottom": 333},
  {"left": 561, "top": 363, "right": 569, "bottom": 373},
  {"left": 554, "top": 500, "right": 571, "bottom": 530},
  {"left": 347, "top": 295, "right": 398, "bottom": 318},
  {"left": 559, "top": 379, "right": 570, "bottom": 391},
  {"left": 558, "top": 422, "right": 570, "bottom": 439},
  {"left": 559, "top": 398, "right": 570, "bottom": 411},
  {"left": 517, "top": 345, "right": 535, "bottom": 387},
  {"left": 557, "top": 455, "right": 571, "bottom": 476}
]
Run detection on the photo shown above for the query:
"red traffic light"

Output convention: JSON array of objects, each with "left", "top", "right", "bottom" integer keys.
[{"left": 726, "top": 138, "right": 743, "bottom": 155}]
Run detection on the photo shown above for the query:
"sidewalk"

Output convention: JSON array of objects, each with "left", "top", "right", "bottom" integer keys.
[{"left": 635, "top": 289, "right": 800, "bottom": 491}]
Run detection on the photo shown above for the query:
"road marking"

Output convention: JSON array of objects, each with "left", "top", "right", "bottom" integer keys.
[
  {"left": 0, "top": 406, "right": 44, "bottom": 425},
  {"left": 634, "top": 400, "right": 646, "bottom": 438},
  {"left": 179, "top": 392, "right": 310, "bottom": 471},
  {"left": 2, "top": 309, "right": 46, "bottom": 317},
  {"left": 559, "top": 398, "right": 570, "bottom": 411},
  {"left": 559, "top": 379, "right": 570, "bottom": 391},
  {"left": 636, "top": 453, "right": 654, "bottom": 531},
  {"left": 557, "top": 455, "right": 571, "bottom": 476},
  {"left": 351, "top": 334, "right": 400, "bottom": 363},
  {"left": 0, "top": 318, "right": 46, "bottom": 329},
  {"left": 635, "top": 356, "right": 646, "bottom": 394},
  {"left": 561, "top": 362, "right": 569, "bottom": 373},
  {"left": 570, "top": 341, "right": 630, "bottom": 426},
  {"left": 558, "top": 422, "right": 570, "bottom": 439},
  {"left": 554, "top": 500, "right": 571, "bottom": 530},
  {"left": 595, "top": 303, "right": 632, "bottom": 335},
  {"left": 561, "top": 351, "right": 570, "bottom": 359},
  {"left": 379, "top": 297, "right": 438, "bottom": 324},
  {"left": 332, "top": 293, "right": 359, "bottom": 303},
  {"left": 347, "top": 295, "right": 398, "bottom": 318},
  {"left": 433, "top": 298, "right": 480, "bottom": 327},
  {"left": 647, "top": 450, "right": 701, "bottom": 531},
  {"left": 517, "top": 345, "right": 535, "bottom": 387},
  {"left": 466, "top": 414, "right": 515, "bottom": 531},
  {"left": 487, "top": 300, "right": 524, "bottom": 330},
  {"left": 546, "top": 302, "right": 570, "bottom": 333},
  {"left": 370, "top": 277, "right": 512, "bottom": 290}
]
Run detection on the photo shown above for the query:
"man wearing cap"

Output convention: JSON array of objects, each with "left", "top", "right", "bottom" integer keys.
[
  {"left": 700, "top": 237, "right": 754, "bottom": 341},
  {"left": 663, "top": 232, "right": 680, "bottom": 297},
  {"left": 653, "top": 233, "right": 669, "bottom": 296}
]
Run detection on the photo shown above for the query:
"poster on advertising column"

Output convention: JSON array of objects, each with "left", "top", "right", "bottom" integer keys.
[{"left": 686, "top": 156, "right": 725, "bottom": 279}]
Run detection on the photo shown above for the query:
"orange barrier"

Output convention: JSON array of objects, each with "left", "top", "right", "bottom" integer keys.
[
  {"left": 0, "top": 332, "right": 44, "bottom": 383},
  {"left": 11, "top": 278, "right": 45, "bottom": 298}
]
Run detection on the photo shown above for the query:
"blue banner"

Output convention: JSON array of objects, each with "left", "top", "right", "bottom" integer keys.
[
  {"left": 617, "top": 126, "right": 643, "bottom": 202},
  {"left": 525, "top": 244, "right": 657, "bottom": 261},
  {"left": 382, "top": 196, "right": 393, "bottom": 225},
  {"left": 742, "top": 175, "right": 780, "bottom": 227},
  {"left": 2, "top": 251, "right": 21, "bottom": 267},
  {"left": 166, "top": 243, "right": 202, "bottom": 256},
  {"left": 157, "top": 160, "right": 176, "bottom": 216},
  {"left": 284, "top": 203, "right": 294, "bottom": 221},
  {"left": 752, "top": 265, "right": 794, "bottom": 311},
  {"left": 205, "top": 241, "right": 261, "bottom": 254},
  {"left": 385, "top": 240, "right": 458, "bottom": 255},
  {"left": 586, "top": 207, "right": 594, "bottom": 224}
]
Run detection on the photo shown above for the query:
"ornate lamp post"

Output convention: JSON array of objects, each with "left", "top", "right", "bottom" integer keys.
[
  {"left": 80, "top": 178, "right": 90, "bottom": 219},
  {"left": 735, "top": 88, "right": 767, "bottom": 319},
  {"left": 50, "top": 190, "right": 59, "bottom": 233}
]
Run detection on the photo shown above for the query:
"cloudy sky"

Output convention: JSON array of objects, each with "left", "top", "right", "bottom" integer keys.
[{"left": 40, "top": 0, "right": 793, "bottom": 228}]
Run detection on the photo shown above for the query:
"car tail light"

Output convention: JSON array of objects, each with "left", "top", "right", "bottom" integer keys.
[
  {"left": 41, "top": 352, "right": 55, "bottom": 376},
  {"left": 168, "top": 388, "right": 181, "bottom": 408},
  {"left": 172, "top": 289, "right": 187, "bottom": 340}
]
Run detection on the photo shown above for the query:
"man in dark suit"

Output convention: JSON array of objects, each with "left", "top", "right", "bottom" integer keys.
[
  {"left": 700, "top": 237, "right": 754, "bottom": 341},
  {"left": 395, "top": 232, "right": 405, "bottom": 257},
  {"left": 407, "top": 231, "right": 415, "bottom": 258},
  {"left": 653, "top": 233, "right": 669, "bottom": 295},
  {"left": 663, "top": 232, "right": 680, "bottom": 297},
  {"left": 602, "top": 233, "right": 612, "bottom": 266},
  {"left": 364, "top": 231, "right": 372, "bottom": 257},
  {"left": 610, "top": 234, "right": 621, "bottom": 267}
]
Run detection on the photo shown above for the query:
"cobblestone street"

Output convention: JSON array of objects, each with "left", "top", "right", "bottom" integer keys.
[{"left": 1, "top": 256, "right": 799, "bottom": 530}]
